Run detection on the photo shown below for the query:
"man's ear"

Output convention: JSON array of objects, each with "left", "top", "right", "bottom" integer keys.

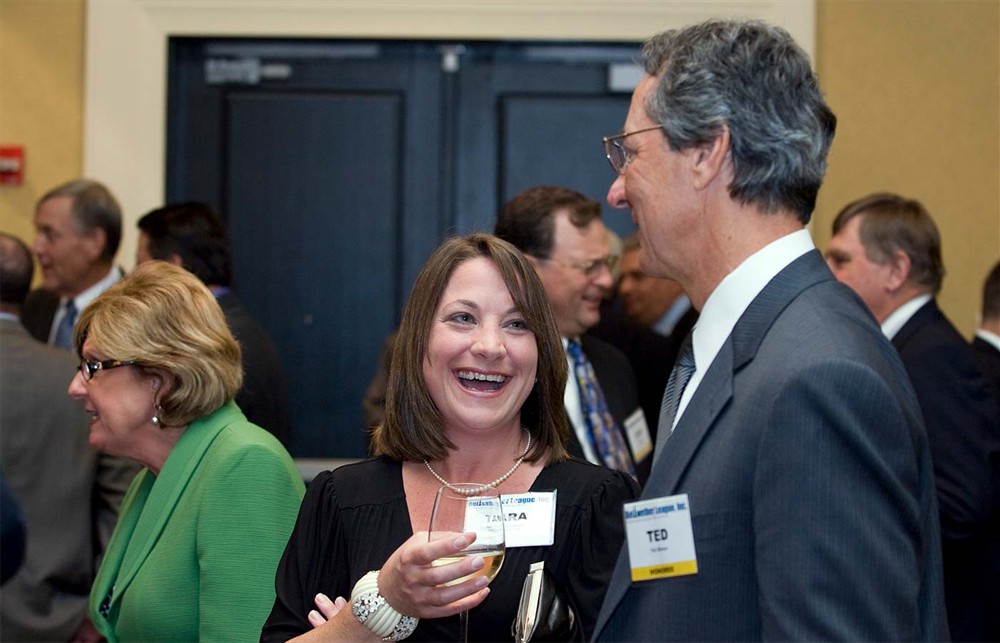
[
  {"left": 83, "top": 227, "right": 107, "bottom": 262},
  {"left": 691, "top": 125, "right": 730, "bottom": 191},
  {"left": 885, "top": 249, "right": 912, "bottom": 292}
]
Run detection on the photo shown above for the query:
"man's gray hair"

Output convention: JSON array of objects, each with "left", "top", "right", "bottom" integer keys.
[
  {"left": 640, "top": 19, "right": 836, "bottom": 223},
  {"left": 38, "top": 179, "right": 122, "bottom": 262}
]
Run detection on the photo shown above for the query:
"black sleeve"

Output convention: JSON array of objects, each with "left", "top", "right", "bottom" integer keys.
[
  {"left": 561, "top": 468, "right": 640, "bottom": 640},
  {"left": 261, "top": 471, "right": 348, "bottom": 642}
]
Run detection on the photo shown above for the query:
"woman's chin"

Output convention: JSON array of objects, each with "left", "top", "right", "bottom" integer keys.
[{"left": 88, "top": 429, "right": 107, "bottom": 453}]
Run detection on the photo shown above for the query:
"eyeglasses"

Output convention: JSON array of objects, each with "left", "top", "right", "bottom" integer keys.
[
  {"left": 602, "top": 124, "right": 665, "bottom": 174},
  {"left": 78, "top": 358, "right": 137, "bottom": 381},
  {"left": 546, "top": 254, "right": 619, "bottom": 278}
]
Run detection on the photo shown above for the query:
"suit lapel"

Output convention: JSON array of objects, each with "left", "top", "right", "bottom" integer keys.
[
  {"left": 106, "top": 403, "right": 241, "bottom": 609},
  {"left": 648, "top": 251, "right": 833, "bottom": 493},
  {"left": 594, "top": 251, "right": 835, "bottom": 637}
]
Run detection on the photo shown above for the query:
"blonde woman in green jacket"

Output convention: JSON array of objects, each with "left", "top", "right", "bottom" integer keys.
[{"left": 68, "top": 261, "right": 305, "bottom": 642}]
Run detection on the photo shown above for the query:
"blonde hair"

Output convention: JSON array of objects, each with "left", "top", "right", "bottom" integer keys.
[{"left": 74, "top": 261, "right": 243, "bottom": 427}]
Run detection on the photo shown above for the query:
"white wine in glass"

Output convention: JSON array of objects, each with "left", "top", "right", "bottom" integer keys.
[{"left": 428, "top": 484, "right": 506, "bottom": 641}]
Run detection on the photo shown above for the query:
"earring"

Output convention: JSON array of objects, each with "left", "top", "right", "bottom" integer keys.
[{"left": 151, "top": 404, "right": 162, "bottom": 426}]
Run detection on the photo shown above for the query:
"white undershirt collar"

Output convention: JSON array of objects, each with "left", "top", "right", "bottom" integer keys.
[{"left": 880, "top": 294, "right": 932, "bottom": 341}]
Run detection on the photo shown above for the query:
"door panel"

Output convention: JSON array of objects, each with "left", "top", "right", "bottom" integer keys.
[
  {"left": 225, "top": 91, "right": 402, "bottom": 457},
  {"left": 500, "top": 95, "right": 636, "bottom": 239},
  {"left": 453, "top": 45, "right": 636, "bottom": 237}
]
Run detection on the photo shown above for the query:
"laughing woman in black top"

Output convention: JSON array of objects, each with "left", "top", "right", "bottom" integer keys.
[{"left": 261, "top": 234, "right": 637, "bottom": 642}]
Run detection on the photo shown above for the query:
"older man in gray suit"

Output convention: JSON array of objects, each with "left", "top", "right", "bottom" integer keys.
[
  {"left": 0, "top": 233, "right": 137, "bottom": 642},
  {"left": 593, "top": 20, "right": 947, "bottom": 641}
]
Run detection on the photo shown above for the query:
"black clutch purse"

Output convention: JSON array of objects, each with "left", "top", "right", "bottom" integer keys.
[{"left": 512, "top": 561, "right": 580, "bottom": 642}]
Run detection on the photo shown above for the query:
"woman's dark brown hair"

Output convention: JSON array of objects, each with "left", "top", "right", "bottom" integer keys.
[{"left": 372, "top": 233, "right": 569, "bottom": 463}]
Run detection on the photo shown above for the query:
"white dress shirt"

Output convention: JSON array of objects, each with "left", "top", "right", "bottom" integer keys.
[{"left": 673, "top": 229, "right": 815, "bottom": 429}]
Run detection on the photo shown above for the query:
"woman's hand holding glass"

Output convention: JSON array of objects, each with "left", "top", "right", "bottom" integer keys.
[
  {"left": 305, "top": 532, "right": 491, "bottom": 637},
  {"left": 427, "top": 485, "right": 505, "bottom": 641},
  {"left": 378, "top": 531, "right": 492, "bottom": 619}
]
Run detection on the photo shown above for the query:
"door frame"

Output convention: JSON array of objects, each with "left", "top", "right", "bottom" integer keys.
[{"left": 83, "top": 0, "right": 814, "bottom": 268}]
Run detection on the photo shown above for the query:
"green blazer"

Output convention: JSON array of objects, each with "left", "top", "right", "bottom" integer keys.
[{"left": 89, "top": 402, "right": 305, "bottom": 642}]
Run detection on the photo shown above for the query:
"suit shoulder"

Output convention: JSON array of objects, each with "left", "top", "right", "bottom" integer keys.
[
  {"left": 20, "top": 289, "right": 59, "bottom": 341},
  {"left": 895, "top": 309, "right": 985, "bottom": 378},
  {"left": 1, "top": 325, "right": 78, "bottom": 371},
  {"left": 581, "top": 333, "right": 635, "bottom": 375},
  {"left": 318, "top": 457, "right": 403, "bottom": 507},
  {"left": 759, "top": 283, "right": 915, "bottom": 393}
]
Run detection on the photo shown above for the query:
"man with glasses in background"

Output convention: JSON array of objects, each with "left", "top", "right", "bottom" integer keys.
[
  {"left": 495, "top": 185, "right": 653, "bottom": 484},
  {"left": 593, "top": 19, "right": 946, "bottom": 641}
]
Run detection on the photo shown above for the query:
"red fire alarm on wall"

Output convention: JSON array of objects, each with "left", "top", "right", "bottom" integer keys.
[{"left": 0, "top": 146, "right": 25, "bottom": 186}]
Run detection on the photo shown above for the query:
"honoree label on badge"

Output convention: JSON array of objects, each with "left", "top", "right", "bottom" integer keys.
[
  {"left": 501, "top": 491, "right": 556, "bottom": 548},
  {"left": 623, "top": 493, "right": 697, "bottom": 581}
]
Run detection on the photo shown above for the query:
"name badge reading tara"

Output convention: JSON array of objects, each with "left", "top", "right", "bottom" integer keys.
[
  {"left": 500, "top": 491, "right": 556, "bottom": 548},
  {"left": 623, "top": 494, "right": 697, "bottom": 581}
]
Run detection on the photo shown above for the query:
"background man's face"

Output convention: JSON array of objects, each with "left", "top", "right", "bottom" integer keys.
[
  {"left": 32, "top": 196, "right": 102, "bottom": 297},
  {"left": 826, "top": 215, "right": 894, "bottom": 321},
  {"left": 532, "top": 210, "right": 613, "bottom": 339},
  {"left": 618, "top": 248, "right": 685, "bottom": 327}
]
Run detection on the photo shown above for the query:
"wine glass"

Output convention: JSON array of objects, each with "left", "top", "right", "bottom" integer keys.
[{"left": 428, "top": 484, "right": 506, "bottom": 641}]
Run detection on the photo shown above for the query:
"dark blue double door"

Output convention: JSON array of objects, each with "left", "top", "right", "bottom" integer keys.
[{"left": 167, "top": 39, "right": 637, "bottom": 457}]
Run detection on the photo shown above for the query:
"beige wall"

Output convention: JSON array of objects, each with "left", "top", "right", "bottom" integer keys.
[
  {"left": 2, "top": 0, "right": 997, "bottom": 335},
  {"left": 0, "top": 0, "right": 85, "bottom": 260},
  {"left": 813, "top": 0, "right": 1000, "bottom": 335}
]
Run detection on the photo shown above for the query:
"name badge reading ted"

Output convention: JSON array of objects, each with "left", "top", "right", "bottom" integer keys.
[
  {"left": 500, "top": 492, "right": 556, "bottom": 548},
  {"left": 623, "top": 408, "right": 652, "bottom": 462},
  {"left": 623, "top": 494, "right": 697, "bottom": 581}
]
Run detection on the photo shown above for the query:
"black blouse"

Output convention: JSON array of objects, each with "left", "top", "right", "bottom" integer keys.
[{"left": 261, "top": 456, "right": 638, "bottom": 641}]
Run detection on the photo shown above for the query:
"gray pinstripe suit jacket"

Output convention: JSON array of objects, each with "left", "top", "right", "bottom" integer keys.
[{"left": 594, "top": 251, "right": 948, "bottom": 641}]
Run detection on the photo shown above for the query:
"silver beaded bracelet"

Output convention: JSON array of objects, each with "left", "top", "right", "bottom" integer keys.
[{"left": 350, "top": 570, "right": 419, "bottom": 641}]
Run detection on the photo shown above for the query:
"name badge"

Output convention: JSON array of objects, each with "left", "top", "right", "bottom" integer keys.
[
  {"left": 623, "top": 408, "right": 652, "bottom": 462},
  {"left": 500, "top": 491, "right": 556, "bottom": 547},
  {"left": 623, "top": 494, "right": 697, "bottom": 581}
]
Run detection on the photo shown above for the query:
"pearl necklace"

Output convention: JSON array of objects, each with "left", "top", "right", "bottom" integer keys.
[{"left": 424, "top": 429, "right": 532, "bottom": 496}]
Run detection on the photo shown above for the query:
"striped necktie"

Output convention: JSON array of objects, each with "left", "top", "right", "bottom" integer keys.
[
  {"left": 655, "top": 335, "right": 696, "bottom": 459},
  {"left": 566, "top": 340, "right": 636, "bottom": 476}
]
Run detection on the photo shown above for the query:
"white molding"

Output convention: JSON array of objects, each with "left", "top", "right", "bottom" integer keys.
[{"left": 85, "top": 0, "right": 815, "bottom": 266}]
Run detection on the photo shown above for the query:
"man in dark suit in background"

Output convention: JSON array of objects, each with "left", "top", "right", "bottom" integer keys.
[
  {"left": 972, "top": 258, "right": 1000, "bottom": 643},
  {"left": 495, "top": 186, "right": 652, "bottom": 483},
  {"left": 595, "top": 19, "right": 946, "bottom": 641},
  {"left": 0, "top": 233, "right": 137, "bottom": 642},
  {"left": 21, "top": 179, "right": 123, "bottom": 349},
  {"left": 136, "top": 202, "right": 293, "bottom": 448},
  {"left": 827, "top": 192, "right": 1000, "bottom": 641},
  {"left": 972, "top": 260, "right": 1000, "bottom": 405},
  {"left": 617, "top": 233, "right": 697, "bottom": 342}
]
